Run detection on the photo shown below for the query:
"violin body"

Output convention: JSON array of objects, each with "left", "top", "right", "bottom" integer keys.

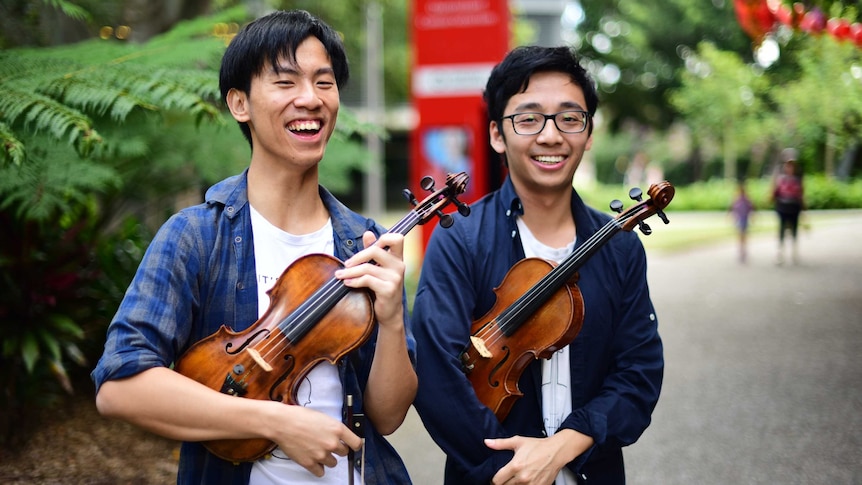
[
  {"left": 462, "top": 258, "right": 584, "bottom": 420},
  {"left": 174, "top": 253, "right": 374, "bottom": 462}
]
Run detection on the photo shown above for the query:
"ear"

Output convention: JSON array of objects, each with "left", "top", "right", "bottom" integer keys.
[
  {"left": 489, "top": 120, "right": 506, "bottom": 155},
  {"left": 584, "top": 132, "right": 594, "bottom": 152},
  {"left": 225, "top": 88, "right": 250, "bottom": 123}
]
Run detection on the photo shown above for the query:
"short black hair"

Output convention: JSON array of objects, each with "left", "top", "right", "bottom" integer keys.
[
  {"left": 219, "top": 10, "right": 349, "bottom": 148},
  {"left": 483, "top": 45, "right": 598, "bottom": 136}
]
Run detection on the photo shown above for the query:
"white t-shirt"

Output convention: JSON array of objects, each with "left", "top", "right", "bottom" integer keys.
[
  {"left": 248, "top": 205, "right": 359, "bottom": 485},
  {"left": 516, "top": 217, "right": 579, "bottom": 485}
]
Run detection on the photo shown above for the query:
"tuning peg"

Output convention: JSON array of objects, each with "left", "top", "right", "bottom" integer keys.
[
  {"left": 437, "top": 211, "right": 453, "bottom": 228},
  {"left": 628, "top": 187, "right": 643, "bottom": 202},
  {"left": 455, "top": 198, "right": 471, "bottom": 217},
  {"left": 656, "top": 208, "right": 669, "bottom": 224},
  {"left": 638, "top": 221, "right": 653, "bottom": 235},
  {"left": 402, "top": 189, "right": 418, "bottom": 206},
  {"left": 609, "top": 199, "right": 623, "bottom": 214},
  {"left": 420, "top": 176, "right": 435, "bottom": 192}
]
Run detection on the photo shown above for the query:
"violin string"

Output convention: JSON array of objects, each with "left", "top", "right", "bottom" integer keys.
[
  {"left": 466, "top": 216, "right": 628, "bottom": 365},
  {"left": 251, "top": 210, "right": 422, "bottom": 365}
]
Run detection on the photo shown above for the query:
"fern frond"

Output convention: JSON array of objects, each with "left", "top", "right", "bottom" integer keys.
[
  {"left": 40, "top": 75, "right": 157, "bottom": 121},
  {"left": 41, "top": 0, "right": 92, "bottom": 23},
  {"left": 0, "top": 122, "right": 26, "bottom": 166},
  {"left": 0, "top": 145, "right": 119, "bottom": 221},
  {"left": 0, "top": 83, "right": 104, "bottom": 156}
]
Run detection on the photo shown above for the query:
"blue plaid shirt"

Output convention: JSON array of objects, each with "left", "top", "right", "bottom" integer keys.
[{"left": 92, "top": 170, "right": 415, "bottom": 484}]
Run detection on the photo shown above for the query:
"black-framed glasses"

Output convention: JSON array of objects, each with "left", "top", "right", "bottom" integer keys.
[{"left": 501, "top": 110, "right": 591, "bottom": 135}]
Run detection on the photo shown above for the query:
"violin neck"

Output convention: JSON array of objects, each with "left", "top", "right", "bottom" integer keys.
[
  {"left": 499, "top": 219, "right": 622, "bottom": 334},
  {"left": 383, "top": 211, "right": 422, "bottom": 238}
]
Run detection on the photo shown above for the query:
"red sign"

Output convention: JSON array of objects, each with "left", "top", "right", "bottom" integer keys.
[{"left": 410, "top": 0, "right": 510, "bottom": 249}]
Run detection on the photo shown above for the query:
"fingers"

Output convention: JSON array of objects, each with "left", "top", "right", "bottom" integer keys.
[
  {"left": 343, "top": 232, "right": 405, "bottom": 267},
  {"left": 335, "top": 231, "right": 405, "bottom": 296},
  {"left": 274, "top": 407, "right": 363, "bottom": 477}
]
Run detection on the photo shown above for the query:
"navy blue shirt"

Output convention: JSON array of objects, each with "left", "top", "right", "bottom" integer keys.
[
  {"left": 92, "top": 171, "right": 415, "bottom": 485},
  {"left": 412, "top": 176, "right": 663, "bottom": 484}
]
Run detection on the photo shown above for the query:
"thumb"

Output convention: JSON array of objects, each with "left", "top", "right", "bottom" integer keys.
[{"left": 485, "top": 436, "right": 518, "bottom": 451}]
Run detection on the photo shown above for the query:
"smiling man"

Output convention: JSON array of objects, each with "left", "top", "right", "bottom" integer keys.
[
  {"left": 91, "top": 10, "right": 416, "bottom": 485},
  {"left": 412, "top": 45, "right": 663, "bottom": 485}
]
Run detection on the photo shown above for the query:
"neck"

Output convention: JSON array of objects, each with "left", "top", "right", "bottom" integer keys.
[
  {"left": 247, "top": 162, "right": 328, "bottom": 234},
  {"left": 516, "top": 186, "right": 576, "bottom": 248}
]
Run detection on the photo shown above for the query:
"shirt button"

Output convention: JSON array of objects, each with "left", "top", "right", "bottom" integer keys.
[
  {"left": 236, "top": 282, "right": 244, "bottom": 290},
  {"left": 235, "top": 236, "right": 242, "bottom": 243},
  {"left": 226, "top": 206, "right": 235, "bottom": 213},
  {"left": 346, "top": 239, "right": 354, "bottom": 247}
]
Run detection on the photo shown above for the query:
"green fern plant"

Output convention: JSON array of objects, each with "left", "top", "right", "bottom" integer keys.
[{"left": 0, "top": 5, "right": 389, "bottom": 440}]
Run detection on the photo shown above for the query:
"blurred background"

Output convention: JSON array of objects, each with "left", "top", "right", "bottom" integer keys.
[{"left": 1, "top": 0, "right": 861, "bottom": 482}]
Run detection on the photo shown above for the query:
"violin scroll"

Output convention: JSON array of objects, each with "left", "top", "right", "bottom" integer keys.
[
  {"left": 402, "top": 172, "right": 471, "bottom": 229},
  {"left": 610, "top": 181, "right": 675, "bottom": 234}
]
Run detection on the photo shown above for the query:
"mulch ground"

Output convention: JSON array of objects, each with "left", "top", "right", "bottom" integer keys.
[{"left": 0, "top": 390, "right": 180, "bottom": 484}]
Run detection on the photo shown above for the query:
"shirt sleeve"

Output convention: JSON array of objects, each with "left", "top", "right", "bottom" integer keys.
[
  {"left": 91, "top": 212, "right": 203, "bottom": 393},
  {"left": 412, "top": 220, "right": 514, "bottom": 483},
  {"left": 559, "top": 236, "right": 663, "bottom": 452}
]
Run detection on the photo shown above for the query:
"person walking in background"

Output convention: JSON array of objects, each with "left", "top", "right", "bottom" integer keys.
[
  {"left": 730, "top": 180, "right": 755, "bottom": 264},
  {"left": 772, "top": 148, "right": 805, "bottom": 265}
]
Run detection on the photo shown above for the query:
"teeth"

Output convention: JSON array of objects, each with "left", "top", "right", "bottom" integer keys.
[
  {"left": 288, "top": 120, "right": 321, "bottom": 132},
  {"left": 535, "top": 155, "right": 564, "bottom": 164}
]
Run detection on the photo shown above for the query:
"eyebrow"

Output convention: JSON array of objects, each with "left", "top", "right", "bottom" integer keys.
[
  {"left": 270, "top": 63, "right": 335, "bottom": 78},
  {"left": 511, "top": 100, "right": 585, "bottom": 112}
]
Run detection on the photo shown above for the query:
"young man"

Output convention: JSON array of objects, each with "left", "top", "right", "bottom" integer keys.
[
  {"left": 412, "top": 45, "right": 663, "bottom": 484},
  {"left": 91, "top": 10, "right": 417, "bottom": 484}
]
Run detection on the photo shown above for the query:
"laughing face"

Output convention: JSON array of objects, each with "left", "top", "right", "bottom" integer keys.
[
  {"left": 226, "top": 36, "right": 339, "bottom": 171},
  {"left": 489, "top": 71, "right": 593, "bottom": 195}
]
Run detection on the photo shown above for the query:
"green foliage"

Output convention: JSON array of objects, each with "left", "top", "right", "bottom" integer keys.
[
  {"left": 574, "top": 0, "right": 751, "bottom": 129},
  {"left": 0, "top": 4, "right": 399, "bottom": 432},
  {"left": 579, "top": 176, "right": 862, "bottom": 213},
  {"left": 41, "top": 0, "right": 92, "bottom": 22},
  {"left": 0, "top": 205, "right": 151, "bottom": 442},
  {"left": 770, "top": 35, "right": 862, "bottom": 158}
]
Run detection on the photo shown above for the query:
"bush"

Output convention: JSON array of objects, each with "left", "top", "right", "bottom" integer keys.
[{"left": 578, "top": 176, "right": 862, "bottom": 212}]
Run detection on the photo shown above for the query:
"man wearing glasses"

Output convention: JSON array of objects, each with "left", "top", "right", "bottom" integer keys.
[{"left": 412, "top": 45, "right": 663, "bottom": 485}]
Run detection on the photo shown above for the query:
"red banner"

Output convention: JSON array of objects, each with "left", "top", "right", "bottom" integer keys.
[{"left": 409, "top": 0, "right": 510, "bottom": 249}]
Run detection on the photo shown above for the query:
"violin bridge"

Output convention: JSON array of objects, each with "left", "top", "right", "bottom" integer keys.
[
  {"left": 246, "top": 348, "right": 273, "bottom": 372},
  {"left": 470, "top": 336, "right": 492, "bottom": 358}
]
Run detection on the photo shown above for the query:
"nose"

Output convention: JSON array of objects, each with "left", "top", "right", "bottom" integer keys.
[
  {"left": 536, "top": 116, "right": 563, "bottom": 143},
  {"left": 294, "top": 80, "right": 324, "bottom": 109}
]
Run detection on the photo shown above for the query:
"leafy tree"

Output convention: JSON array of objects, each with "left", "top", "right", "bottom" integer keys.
[
  {"left": 668, "top": 42, "right": 771, "bottom": 181},
  {"left": 769, "top": 34, "right": 862, "bottom": 177},
  {"left": 574, "top": 0, "right": 753, "bottom": 131}
]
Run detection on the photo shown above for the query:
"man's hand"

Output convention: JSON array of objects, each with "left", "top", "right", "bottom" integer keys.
[
  {"left": 486, "top": 429, "right": 593, "bottom": 484},
  {"left": 336, "top": 231, "right": 405, "bottom": 327},
  {"left": 269, "top": 404, "right": 362, "bottom": 477}
]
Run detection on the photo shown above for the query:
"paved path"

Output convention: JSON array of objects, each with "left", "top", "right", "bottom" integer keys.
[{"left": 388, "top": 210, "right": 862, "bottom": 484}]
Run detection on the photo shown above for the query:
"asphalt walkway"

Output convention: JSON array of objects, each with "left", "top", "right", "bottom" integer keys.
[{"left": 388, "top": 209, "right": 862, "bottom": 484}]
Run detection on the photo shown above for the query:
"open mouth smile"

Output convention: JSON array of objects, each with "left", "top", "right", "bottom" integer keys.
[
  {"left": 533, "top": 155, "right": 566, "bottom": 165},
  {"left": 287, "top": 119, "right": 322, "bottom": 135}
]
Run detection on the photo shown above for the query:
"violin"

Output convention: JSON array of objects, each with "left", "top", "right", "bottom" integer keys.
[
  {"left": 461, "top": 181, "right": 674, "bottom": 421},
  {"left": 174, "top": 172, "right": 470, "bottom": 462}
]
